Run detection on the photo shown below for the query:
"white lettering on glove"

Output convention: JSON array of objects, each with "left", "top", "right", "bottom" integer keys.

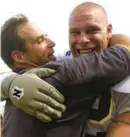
[{"left": 11, "top": 86, "right": 24, "bottom": 100}]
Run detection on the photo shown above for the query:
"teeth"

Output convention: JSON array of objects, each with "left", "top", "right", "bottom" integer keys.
[{"left": 78, "top": 49, "right": 92, "bottom": 53}]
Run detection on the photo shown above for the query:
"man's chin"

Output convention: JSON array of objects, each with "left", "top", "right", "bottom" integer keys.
[{"left": 40, "top": 57, "right": 56, "bottom": 66}]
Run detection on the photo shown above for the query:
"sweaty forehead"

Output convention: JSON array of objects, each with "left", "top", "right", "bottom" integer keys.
[{"left": 69, "top": 8, "right": 106, "bottom": 28}]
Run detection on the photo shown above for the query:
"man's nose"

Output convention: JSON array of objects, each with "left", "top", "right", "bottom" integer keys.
[
  {"left": 78, "top": 32, "right": 90, "bottom": 45},
  {"left": 47, "top": 37, "right": 55, "bottom": 48}
]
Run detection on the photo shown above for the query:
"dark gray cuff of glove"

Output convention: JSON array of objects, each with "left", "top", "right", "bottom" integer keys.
[{"left": 2, "top": 73, "right": 18, "bottom": 98}]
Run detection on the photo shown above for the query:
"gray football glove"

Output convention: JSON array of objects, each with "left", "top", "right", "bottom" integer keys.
[{"left": 1, "top": 68, "right": 66, "bottom": 122}]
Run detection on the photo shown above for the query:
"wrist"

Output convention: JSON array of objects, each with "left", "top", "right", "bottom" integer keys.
[{"left": 1, "top": 73, "right": 18, "bottom": 99}]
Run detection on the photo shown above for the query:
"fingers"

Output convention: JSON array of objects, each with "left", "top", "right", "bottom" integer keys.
[
  {"left": 38, "top": 68, "right": 56, "bottom": 77},
  {"left": 26, "top": 67, "right": 65, "bottom": 103},
  {"left": 27, "top": 68, "right": 56, "bottom": 78},
  {"left": 36, "top": 112, "right": 53, "bottom": 122},
  {"left": 38, "top": 81, "right": 65, "bottom": 103},
  {"left": 23, "top": 72, "right": 65, "bottom": 103},
  {"left": 28, "top": 108, "right": 52, "bottom": 122},
  {"left": 45, "top": 61, "right": 61, "bottom": 70},
  {"left": 29, "top": 101, "right": 62, "bottom": 119},
  {"left": 35, "top": 91, "right": 66, "bottom": 112}
]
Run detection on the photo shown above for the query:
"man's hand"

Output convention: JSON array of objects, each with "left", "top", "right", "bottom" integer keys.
[
  {"left": 8, "top": 68, "right": 66, "bottom": 122},
  {"left": 110, "top": 34, "right": 130, "bottom": 48}
]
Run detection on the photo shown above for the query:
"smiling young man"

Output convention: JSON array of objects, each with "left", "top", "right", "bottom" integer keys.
[
  {"left": 1, "top": 2, "right": 130, "bottom": 137},
  {"left": 67, "top": 2, "right": 130, "bottom": 137}
]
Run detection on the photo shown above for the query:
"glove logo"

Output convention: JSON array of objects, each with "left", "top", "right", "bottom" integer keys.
[{"left": 11, "top": 86, "right": 24, "bottom": 100}]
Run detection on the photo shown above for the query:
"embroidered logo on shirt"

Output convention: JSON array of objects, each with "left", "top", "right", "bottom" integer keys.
[{"left": 65, "top": 51, "right": 71, "bottom": 56}]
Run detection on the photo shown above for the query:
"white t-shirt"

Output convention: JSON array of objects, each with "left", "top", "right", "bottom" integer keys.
[{"left": 86, "top": 85, "right": 130, "bottom": 136}]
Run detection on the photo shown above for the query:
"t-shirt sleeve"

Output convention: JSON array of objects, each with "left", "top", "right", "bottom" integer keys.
[
  {"left": 111, "top": 91, "right": 130, "bottom": 115},
  {"left": 111, "top": 76, "right": 130, "bottom": 94}
]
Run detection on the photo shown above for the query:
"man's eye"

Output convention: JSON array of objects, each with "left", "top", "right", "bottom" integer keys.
[
  {"left": 37, "top": 38, "right": 44, "bottom": 44},
  {"left": 87, "top": 28, "right": 100, "bottom": 34},
  {"left": 70, "top": 31, "right": 80, "bottom": 35}
]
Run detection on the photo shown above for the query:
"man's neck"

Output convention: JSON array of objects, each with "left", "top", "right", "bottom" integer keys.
[
  {"left": 13, "top": 66, "right": 35, "bottom": 73},
  {"left": 13, "top": 62, "right": 39, "bottom": 73}
]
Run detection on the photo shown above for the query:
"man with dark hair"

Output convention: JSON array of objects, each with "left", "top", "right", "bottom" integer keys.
[
  {"left": 1, "top": 14, "right": 29, "bottom": 69},
  {"left": 1, "top": 2, "right": 130, "bottom": 137},
  {"left": 1, "top": 14, "right": 66, "bottom": 122}
]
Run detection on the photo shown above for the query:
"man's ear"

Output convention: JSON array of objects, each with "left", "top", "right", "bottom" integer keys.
[
  {"left": 107, "top": 24, "right": 113, "bottom": 39},
  {"left": 11, "top": 50, "right": 26, "bottom": 63}
]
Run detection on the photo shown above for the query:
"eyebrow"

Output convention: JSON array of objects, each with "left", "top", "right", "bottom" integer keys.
[
  {"left": 33, "top": 34, "right": 44, "bottom": 44},
  {"left": 87, "top": 25, "right": 101, "bottom": 29},
  {"left": 69, "top": 28, "right": 79, "bottom": 32},
  {"left": 69, "top": 26, "right": 101, "bottom": 32}
]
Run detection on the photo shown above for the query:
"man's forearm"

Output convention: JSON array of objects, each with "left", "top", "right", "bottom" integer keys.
[
  {"left": 106, "top": 112, "right": 130, "bottom": 137},
  {"left": 45, "top": 45, "right": 130, "bottom": 96},
  {"left": 1, "top": 45, "right": 130, "bottom": 99},
  {"left": 0, "top": 72, "right": 17, "bottom": 101}
]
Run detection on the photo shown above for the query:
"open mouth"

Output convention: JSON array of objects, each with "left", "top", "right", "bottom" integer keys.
[
  {"left": 49, "top": 54, "right": 56, "bottom": 61},
  {"left": 48, "top": 50, "right": 56, "bottom": 61},
  {"left": 77, "top": 49, "right": 94, "bottom": 54}
]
